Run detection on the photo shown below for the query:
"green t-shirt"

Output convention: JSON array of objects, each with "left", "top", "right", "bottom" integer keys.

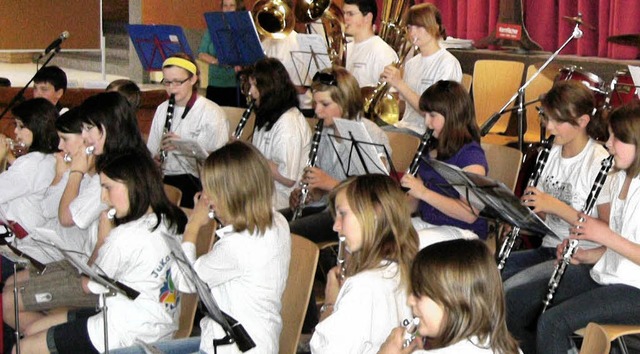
[{"left": 198, "top": 31, "right": 238, "bottom": 88}]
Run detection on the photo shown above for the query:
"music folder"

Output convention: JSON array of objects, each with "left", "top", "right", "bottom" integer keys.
[
  {"left": 423, "top": 158, "right": 556, "bottom": 237},
  {"left": 127, "top": 24, "right": 194, "bottom": 71},
  {"left": 204, "top": 11, "right": 265, "bottom": 67}
]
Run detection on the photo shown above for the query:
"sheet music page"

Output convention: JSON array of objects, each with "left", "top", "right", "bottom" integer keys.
[
  {"left": 332, "top": 118, "right": 389, "bottom": 176},
  {"left": 628, "top": 65, "right": 640, "bottom": 99},
  {"left": 292, "top": 33, "right": 332, "bottom": 86},
  {"left": 170, "top": 138, "right": 209, "bottom": 161}
]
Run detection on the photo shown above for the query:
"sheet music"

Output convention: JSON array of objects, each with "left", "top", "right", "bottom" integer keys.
[
  {"left": 628, "top": 65, "right": 640, "bottom": 99},
  {"left": 169, "top": 138, "right": 209, "bottom": 161},
  {"left": 331, "top": 118, "right": 389, "bottom": 176},
  {"left": 291, "top": 33, "right": 332, "bottom": 86}
]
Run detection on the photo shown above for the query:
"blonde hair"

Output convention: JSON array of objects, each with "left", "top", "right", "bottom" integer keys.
[
  {"left": 311, "top": 65, "right": 363, "bottom": 120},
  {"left": 329, "top": 174, "right": 418, "bottom": 287},
  {"left": 411, "top": 239, "right": 520, "bottom": 354},
  {"left": 201, "top": 141, "right": 274, "bottom": 234}
]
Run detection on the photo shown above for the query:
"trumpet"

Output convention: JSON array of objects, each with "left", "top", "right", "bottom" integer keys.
[
  {"left": 337, "top": 235, "right": 347, "bottom": 281},
  {"left": 159, "top": 94, "right": 176, "bottom": 163},
  {"left": 292, "top": 119, "right": 324, "bottom": 220},
  {"left": 402, "top": 317, "right": 420, "bottom": 348}
]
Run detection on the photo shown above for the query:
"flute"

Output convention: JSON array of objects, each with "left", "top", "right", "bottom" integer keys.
[
  {"left": 292, "top": 119, "right": 324, "bottom": 220},
  {"left": 402, "top": 317, "right": 420, "bottom": 348},
  {"left": 541, "top": 154, "right": 614, "bottom": 313},
  {"left": 497, "top": 135, "right": 555, "bottom": 270},
  {"left": 159, "top": 94, "right": 176, "bottom": 163}
]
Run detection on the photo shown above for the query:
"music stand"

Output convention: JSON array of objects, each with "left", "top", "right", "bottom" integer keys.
[
  {"left": 423, "top": 158, "right": 556, "bottom": 237},
  {"left": 127, "top": 25, "right": 194, "bottom": 71},
  {"left": 290, "top": 33, "right": 332, "bottom": 87},
  {"left": 330, "top": 118, "right": 392, "bottom": 178},
  {"left": 204, "top": 11, "right": 265, "bottom": 67},
  {"left": 159, "top": 232, "right": 256, "bottom": 352}
]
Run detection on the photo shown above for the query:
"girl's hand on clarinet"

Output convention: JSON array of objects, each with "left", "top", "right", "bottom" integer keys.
[
  {"left": 378, "top": 327, "right": 418, "bottom": 354},
  {"left": 324, "top": 266, "right": 342, "bottom": 305},
  {"left": 400, "top": 174, "right": 426, "bottom": 199},
  {"left": 569, "top": 212, "right": 613, "bottom": 246},
  {"left": 189, "top": 192, "right": 213, "bottom": 229}
]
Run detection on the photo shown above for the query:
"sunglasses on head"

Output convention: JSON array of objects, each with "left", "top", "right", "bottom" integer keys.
[{"left": 312, "top": 72, "right": 337, "bottom": 86}]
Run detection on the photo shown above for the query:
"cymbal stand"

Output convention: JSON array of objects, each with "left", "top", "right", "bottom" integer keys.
[{"left": 480, "top": 16, "right": 584, "bottom": 151}]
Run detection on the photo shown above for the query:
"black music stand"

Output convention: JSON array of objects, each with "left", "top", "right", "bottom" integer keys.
[
  {"left": 159, "top": 232, "right": 255, "bottom": 352},
  {"left": 290, "top": 34, "right": 332, "bottom": 87},
  {"left": 423, "top": 158, "right": 556, "bottom": 237},
  {"left": 127, "top": 25, "right": 194, "bottom": 71},
  {"left": 204, "top": 11, "right": 264, "bottom": 67},
  {"left": 329, "top": 118, "right": 392, "bottom": 178}
]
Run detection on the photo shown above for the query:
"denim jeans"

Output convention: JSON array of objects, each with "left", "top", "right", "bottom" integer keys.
[
  {"left": 501, "top": 246, "right": 556, "bottom": 281},
  {"left": 505, "top": 263, "right": 640, "bottom": 354},
  {"left": 110, "top": 337, "right": 202, "bottom": 354}
]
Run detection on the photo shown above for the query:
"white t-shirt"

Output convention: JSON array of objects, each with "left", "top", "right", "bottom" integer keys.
[
  {"left": 538, "top": 139, "right": 611, "bottom": 248},
  {"left": 148, "top": 96, "right": 229, "bottom": 177},
  {"left": 252, "top": 108, "right": 312, "bottom": 209},
  {"left": 591, "top": 171, "right": 640, "bottom": 289},
  {"left": 310, "top": 261, "right": 412, "bottom": 354},
  {"left": 85, "top": 214, "right": 181, "bottom": 352},
  {"left": 0, "top": 152, "right": 55, "bottom": 236},
  {"left": 177, "top": 212, "right": 291, "bottom": 354},
  {"left": 346, "top": 36, "right": 398, "bottom": 88},
  {"left": 395, "top": 48, "right": 463, "bottom": 135},
  {"left": 415, "top": 336, "right": 514, "bottom": 354}
]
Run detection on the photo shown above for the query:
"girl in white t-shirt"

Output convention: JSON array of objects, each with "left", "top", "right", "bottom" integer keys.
[
  {"left": 310, "top": 174, "right": 419, "bottom": 354},
  {"left": 506, "top": 101, "right": 640, "bottom": 354},
  {"left": 16, "top": 150, "right": 188, "bottom": 353},
  {"left": 378, "top": 239, "right": 520, "bottom": 354}
]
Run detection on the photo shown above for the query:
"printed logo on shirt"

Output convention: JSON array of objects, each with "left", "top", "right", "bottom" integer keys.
[
  {"left": 542, "top": 176, "right": 574, "bottom": 223},
  {"left": 159, "top": 269, "right": 180, "bottom": 312}
]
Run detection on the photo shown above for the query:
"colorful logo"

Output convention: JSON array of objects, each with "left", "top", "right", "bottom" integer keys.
[{"left": 159, "top": 269, "right": 180, "bottom": 311}]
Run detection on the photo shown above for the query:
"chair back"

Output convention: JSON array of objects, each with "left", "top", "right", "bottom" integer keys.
[
  {"left": 163, "top": 184, "right": 183, "bottom": 206},
  {"left": 524, "top": 64, "right": 554, "bottom": 143},
  {"left": 481, "top": 143, "right": 523, "bottom": 192},
  {"left": 580, "top": 322, "right": 612, "bottom": 354},
  {"left": 279, "top": 234, "right": 319, "bottom": 354},
  {"left": 222, "top": 106, "right": 255, "bottom": 142},
  {"left": 472, "top": 60, "right": 525, "bottom": 134},
  {"left": 462, "top": 73, "right": 473, "bottom": 93},
  {"left": 385, "top": 131, "right": 421, "bottom": 174}
]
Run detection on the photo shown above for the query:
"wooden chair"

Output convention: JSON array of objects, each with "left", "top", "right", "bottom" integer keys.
[
  {"left": 481, "top": 143, "right": 523, "bottom": 192},
  {"left": 462, "top": 73, "right": 473, "bottom": 93},
  {"left": 222, "top": 105, "right": 255, "bottom": 142},
  {"left": 163, "top": 184, "right": 183, "bottom": 206},
  {"left": 524, "top": 64, "right": 555, "bottom": 143},
  {"left": 173, "top": 208, "right": 217, "bottom": 339},
  {"left": 578, "top": 322, "right": 640, "bottom": 354},
  {"left": 473, "top": 60, "right": 525, "bottom": 145},
  {"left": 385, "top": 131, "right": 421, "bottom": 174},
  {"left": 279, "top": 234, "right": 319, "bottom": 354}
]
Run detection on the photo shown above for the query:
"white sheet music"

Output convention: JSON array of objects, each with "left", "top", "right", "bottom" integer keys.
[
  {"left": 331, "top": 118, "right": 389, "bottom": 176},
  {"left": 628, "top": 65, "right": 640, "bottom": 99},
  {"left": 292, "top": 33, "right": 332, "bottom": 86}
]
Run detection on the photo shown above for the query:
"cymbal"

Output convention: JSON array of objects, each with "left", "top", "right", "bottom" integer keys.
[
  {"left": 607, "top": 34, "right": 640, "bottom": 47},
  {"left": 562, "top": 15, "right": 596, "bottom": 30}
]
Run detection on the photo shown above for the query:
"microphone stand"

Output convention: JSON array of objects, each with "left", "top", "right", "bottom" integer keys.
[
  {"left": 480, "top": 18, "right": 584, "bottom": 151},
  {"left": 0, "top": 47, "right": 62, "bottom": 120}
]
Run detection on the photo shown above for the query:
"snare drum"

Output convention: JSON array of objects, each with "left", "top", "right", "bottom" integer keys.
[
  {"left": 607, "top": 70, "right": 640, "bottom": 109},
  {"left": 555, "top": 66, "right": 608, "bottom": 109}
]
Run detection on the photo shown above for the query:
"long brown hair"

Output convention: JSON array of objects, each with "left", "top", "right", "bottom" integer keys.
[
  {"left": 609, "top": 100, "right": 640, "bottom": 177},
  {"left": 411, "top": 239, "right": 520, "bottom": 353},
  {"left": 329, "top": 174, "right": 418, "bottom": 288}
]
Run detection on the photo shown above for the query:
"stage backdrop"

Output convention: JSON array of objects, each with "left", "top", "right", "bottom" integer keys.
[{"left": 419, "top": 0, "right": 640, "bottom": 60}]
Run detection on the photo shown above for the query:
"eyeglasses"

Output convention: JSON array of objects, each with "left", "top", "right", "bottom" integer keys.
[
  {"left": 161, "top": 77, "right": 190, "bottom": 87},
  {"left": 313, "top": 72, "right": 337, "bottom": 86}
]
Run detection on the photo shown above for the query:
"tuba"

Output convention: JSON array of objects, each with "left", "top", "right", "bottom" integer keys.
[
  {"left": 252, "top": 0, "right": 296, "bottom": 39},
  {"left": 363, "top": 0, "right": 413, "bottom": 125},
  {"left": 294, "top": 0, "right": 346, "bottom": 65}
]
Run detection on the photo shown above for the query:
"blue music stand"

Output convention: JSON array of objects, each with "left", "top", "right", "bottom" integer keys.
[
  {"left": 127, "top": 24, "right": 194, "bottom": 71},
  {"left": 204, "top": 11, "right": 265, "bottom": 66}
]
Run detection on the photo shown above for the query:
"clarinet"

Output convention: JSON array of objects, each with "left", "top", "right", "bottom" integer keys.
[
  {"left": 497, "top": 135, "right": 556, "bottom": 270},
  {"left": 291, "top": 119, "right": 325, "bottom": 220},
  {"left": 407, "top": 129, "right": 434, "bottom": 176},
  {"left": 337, "top": 235, "right": 347, "bottom": 281},
  {"left": 159, "top": 94, "right": 176, "bottom": 163},
  {"left": 541, "top": 154, "right": 614, "bottom": 313},
  {"left": 402, "top": 317, "right": 420, "bottom": 348},
  {"left": 233, "top": 100, "right": 255, "bottom": 139}
]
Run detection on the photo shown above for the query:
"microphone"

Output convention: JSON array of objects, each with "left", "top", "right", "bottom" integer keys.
[{"left": 39, "top": 31, "right": 70, "bottom": 58}]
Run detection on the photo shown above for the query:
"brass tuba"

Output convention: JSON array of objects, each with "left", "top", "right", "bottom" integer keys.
[
  {"left": 363, "top": 0, "right": 413, "bottom": 125},
  {"left": 294, "top": 0, "right": 346, "bottom": 65},
  {"left": 252, "top": 0, "right": 296, "bottom": 39}
]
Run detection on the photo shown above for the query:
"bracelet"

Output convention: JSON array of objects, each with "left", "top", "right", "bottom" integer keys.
[
  {"left": 70, "top": 170, "right": 85, "bottom": 176},
  {"left": 319, "top": 303, "right": 334, "bottom": 314}
]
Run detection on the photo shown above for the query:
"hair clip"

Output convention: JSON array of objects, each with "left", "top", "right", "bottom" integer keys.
[{"left": 107, "top": 208, "right": 117, "bottom": 220}]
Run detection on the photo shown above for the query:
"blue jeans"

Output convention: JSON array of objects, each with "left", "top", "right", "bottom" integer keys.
[
  {"left": 110, "top": 337, "right": 202, "bottom": 354},
  {"left": 504, "top": 259, "right": 556, "bottom": 292},
  {"left": 501, "top": 246, "right": 556, "bottom": 281},
  {"left": 505, "top": 263, "right": 640, "bottom": 354}
]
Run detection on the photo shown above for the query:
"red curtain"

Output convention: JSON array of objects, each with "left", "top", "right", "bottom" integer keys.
[{"left": 409, "top": 0, "right": 640, "bottom": 60}]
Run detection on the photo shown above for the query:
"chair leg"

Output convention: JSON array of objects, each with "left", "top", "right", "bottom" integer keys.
[{"left": 616, "top": 336, "right": 629, "bottom": 354}]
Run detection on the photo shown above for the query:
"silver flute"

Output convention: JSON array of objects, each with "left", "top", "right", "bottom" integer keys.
[
  {"left": 233, "top": 100, "right": 255, "bottom": 139},
  {"left": 541, "top": 154, "right": 614, "bottom": 313},
  {"left": 159, "top": 94, "right": 176, "bottom": 163},
  {"left": 497, "top": 135, "right": 555, "bottom": 270},
  {"left": 337, "top": 235, "right": 347, "bottom": 281},
  {"left": 402, "top": 317, "right": 420, "bottom": 348},
  {"left": 292, "top": 119, "right": 324, "bottom": 220}
]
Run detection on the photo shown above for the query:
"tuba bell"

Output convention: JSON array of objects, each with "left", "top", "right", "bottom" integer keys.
[
  {"left": 252, "top": 0, "right": 296, "bottom": 39},
  {"left": 294, "top": 0, "right": 346, "bottom": 66}
]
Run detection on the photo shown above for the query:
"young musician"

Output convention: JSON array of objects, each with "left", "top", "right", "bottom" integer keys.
[
  {"left": 147, "top": 53, "right": 229, "bottom": 207},
  {"left": 379, "top": 239, "right": 520, "bottom": 354},
  {"left": 248, "top": 57, "right": 312, "bottom": 210},
  {"left": 198, "top": 0, "right": 244, "bottom": 107},
  {"left": 343, "top": 0, "right": 398, "bottom": 87},
  {"left": 501, "top": 80, "right": 610, "bottom": 281},
  {"left": 110, "top": 141, "right": 291, "bottom": 354},
  {"left": 32, "top": 66, "right": 68, "bottom": 114},
  {"left": 506, "top": 101, "right": 640, "bottom": 354},
  {"left": 106, "top": 79, "right": 142, "bottom": 110},
  {"left": 16, "top": 151, "right": 187, "bottom": 353},
  {"left": 400, "top": 80, "right": 489, "bottom": 239},
  {"left": 287, "top": 66, "right": 391, "bottom": 242},
  {"left": 310, "top": 174, "right": 418, "bottom": 353},
  {"left": 381, "top": 3, "right": 462, "bottom": 136}
]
